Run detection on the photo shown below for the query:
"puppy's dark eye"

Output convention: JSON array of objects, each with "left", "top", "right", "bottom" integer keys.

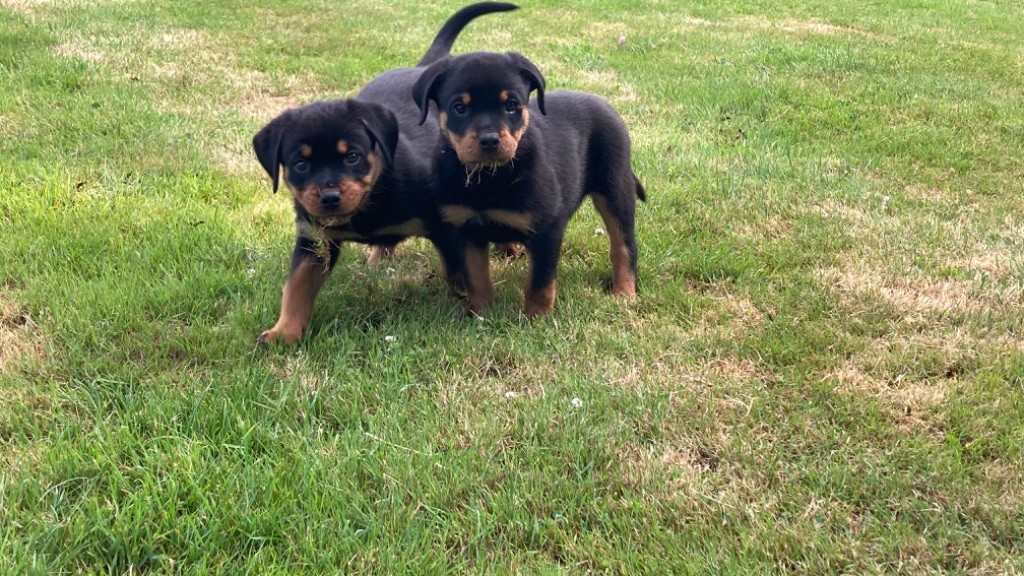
[
  {"left": 344, "top": 151, "right": 361, "bottom": 165},
  {"left": 503, "top": 100, "right": 519, "bottom": 114},
  {"left": 293, "top": 159, "right": 309, "bottom": 172},
  {"left": 451, "top": 102, "right": 467, "bottom": 115}
]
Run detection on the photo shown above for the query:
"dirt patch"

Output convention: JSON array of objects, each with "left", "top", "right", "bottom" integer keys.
[{"left": 0, "top": 292, "right": 44, "bottom": 374}]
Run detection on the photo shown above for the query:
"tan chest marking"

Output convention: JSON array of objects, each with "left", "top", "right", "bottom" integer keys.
[
  {"left": 483, "top": 209, "right": 534, "bottom": 234},
  {"left": 372, "top": 218, "right": 428, "bottom": 238},
  {"left": 441, "top": 205, "right": 478, "bottom": 227},
  {"left": 441, "top": 205, "right": 534, "bottom": 234}
]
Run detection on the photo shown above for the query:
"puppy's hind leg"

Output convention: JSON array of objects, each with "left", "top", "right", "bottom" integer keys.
[
  {"left": 591, "top": 191, "right": 638, "bottom": 298},
  {"left": 368, "top": 243, "right": 398, "bottom": 266}
]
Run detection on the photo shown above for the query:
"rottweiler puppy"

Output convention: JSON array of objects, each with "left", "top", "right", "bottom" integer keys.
[
  {"left": 411, "top": 51, "right": 646, "bottom": 316},
  {"left": 360, "top": 2, "right": 520, "bottom": 264},
  {"left": 252, "top": 3, "right": 516, "bottom": 345}
]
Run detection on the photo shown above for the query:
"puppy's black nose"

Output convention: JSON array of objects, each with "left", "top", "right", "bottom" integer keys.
[
  {"left": 320, "top": 190, "right": 341, "bottom": 209},
  {"left": 478, "top": 132, "right": 500, "bottom": 151}
]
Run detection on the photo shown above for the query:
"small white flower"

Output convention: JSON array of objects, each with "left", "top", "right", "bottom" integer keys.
[
  {"left": 384, "top": 335, "right": 396, "bottom": 343},
  {"left": 571, "top": 397, "right": 583, "bottom": 408},
  {"left": 595, "top": 227, "right": 605, "bottom": 235},
  {"left": 247, "top": 268, "right": 256, "bottom": 277},
  {"left": 881, "top": 195, "right": 892, "bottom": 209},
  {"left": 504, "top": 391, "right": 517, "bottom": 399},
  {"left": 386, "top": 267, "right": 396, "bottom": 275},
  {"left": 475, "top": 315, "right": 485, "bottom": 322}
]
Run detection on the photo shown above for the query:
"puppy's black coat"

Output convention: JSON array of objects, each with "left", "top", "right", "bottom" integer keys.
[
  {"left": 358, "top": 2, "right": 518, "bottom": 262},
  {"left": 412, "top": 51, "right": 645, "bottom": 316},
  {"left": 252, "top": 4, "right": 515, "bottom": 345}
]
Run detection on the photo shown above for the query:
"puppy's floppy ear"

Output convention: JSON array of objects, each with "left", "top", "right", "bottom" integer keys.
[
  {"left": 508, "top": 52, "right": 546, "bottom": 115},
  {"left": 252, "top": 112, "right": 291, "bottom": 193},
  {"left": 412, "top": 59, "right": 450, "bottom": 125},
  {"left": 358, "top": 104, "right": 399, "bottom": 167}
]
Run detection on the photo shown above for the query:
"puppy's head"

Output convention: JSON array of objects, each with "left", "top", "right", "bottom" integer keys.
[
  {"left": 253, "top": 100, "right": 399, "bottom": 224},
  {"left": 413, "top": 52, "right": 545, "bottom": 167}
]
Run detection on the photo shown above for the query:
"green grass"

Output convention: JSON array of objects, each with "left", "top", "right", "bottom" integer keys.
[{"left": 2, "top": 0, "right": 1023, "bottom": 573}]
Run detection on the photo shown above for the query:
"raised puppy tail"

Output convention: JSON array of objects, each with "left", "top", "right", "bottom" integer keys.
[
  {"left": 417, "top": 2, "right": 518, "bottom": 67},
  {"left": 634, "top": 175, "right": 647, "bottom": 202}
]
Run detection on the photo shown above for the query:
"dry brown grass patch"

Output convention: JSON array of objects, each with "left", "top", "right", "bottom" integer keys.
[
  {"left": 732, "top": 16, "right": 884, "bottom": 39},
  {"left": 0, "top": 292, "right": 45, "bottom": 374},
  {"left": 825, "top": 330, "right": 1023, "bottom": 432},
  {"left": 820, "top": 258, "right": 1021, "bottom": 327},
  {"left": 1, "top": 0, "right": 134, "bottom": 13}
]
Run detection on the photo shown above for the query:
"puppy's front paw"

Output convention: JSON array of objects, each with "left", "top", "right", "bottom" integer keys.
[
  {"left": 611, "top": 284, "right": 637, "bottom": 299},
  {"left": 257, "top": 325, "right": 302, "bottom": 346},
  {"left": 467, "top": 293, "right": 494, "bottom": 316},
  {"left": 523, "top": 283, "right": 556, "bottom": 318}
]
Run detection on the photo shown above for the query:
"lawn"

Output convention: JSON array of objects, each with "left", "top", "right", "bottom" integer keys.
[{"left": 1, "top": 0, "right": 1023, "bottom": 573}]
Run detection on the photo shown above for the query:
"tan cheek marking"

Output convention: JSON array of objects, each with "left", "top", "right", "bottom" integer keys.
[
  {"left": 440, "top": 205, "right": 478, "bottom": 227},
  {"left": 300, "top": 145, "right": 312, "bottom": 158},
  {"left": 499, "top": 90, "right": 509, "bottom": 102},
  {"left": 336, "top": 140, "right": 348, "bottom": 154},
  {"left": 287, "top": 181, "right": 323, "bottom": 216},
  {"left": 441, "top": 110, "right": 485, "bottom": 164},
  {"left": 484, "top": 209, "right": 534, "bottom": 234},
  {"left": 339, "top": 179, "right": 370, "bottom": 214},
  {"left": 460, "top": 92, "right": 471, "bottom": 105},
  {"left": 497, "top": 108, "right": 529, "bottom": 162},
  {"left": 362, "top": 152, "right": 380, "bottom": 186}
]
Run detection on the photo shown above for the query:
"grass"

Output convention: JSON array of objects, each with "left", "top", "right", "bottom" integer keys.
[{"left": 1, "top": 0, "right": 1023, "bottom": 573}]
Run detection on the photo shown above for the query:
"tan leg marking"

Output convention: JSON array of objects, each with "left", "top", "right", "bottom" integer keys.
[
  {"left": 592, "top": 195, "right": 636, "bottom": 298},
  {"left": 523, "top": 270, "right": 557, "bottom": 317},
  {"left": 259, "top": 257, "right": 332, "bottom": 345},
  {"left": 368, "top": 245, "right": 396, "bottom": 266},
  {"left": 465, "top": 243, "right": 494, "bottom": 314}
]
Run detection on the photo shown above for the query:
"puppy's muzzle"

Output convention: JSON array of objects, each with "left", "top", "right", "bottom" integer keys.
[
  {"left": 478, "top": 131, "right": 500, "bottom": 153},
  {"left": 319, "top": 188, "right": 342, "bottom": 210}
]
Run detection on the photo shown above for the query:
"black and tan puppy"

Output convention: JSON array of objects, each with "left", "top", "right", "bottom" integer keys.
[
  {"left": 412, "top": 51, "right": 645, "bottom": 316},
  {"left": 359, "top": 2, "right": 519, "bottom": 263},
  {"left": 252, "top": 4, "right": 515, "bottom": 345}
]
